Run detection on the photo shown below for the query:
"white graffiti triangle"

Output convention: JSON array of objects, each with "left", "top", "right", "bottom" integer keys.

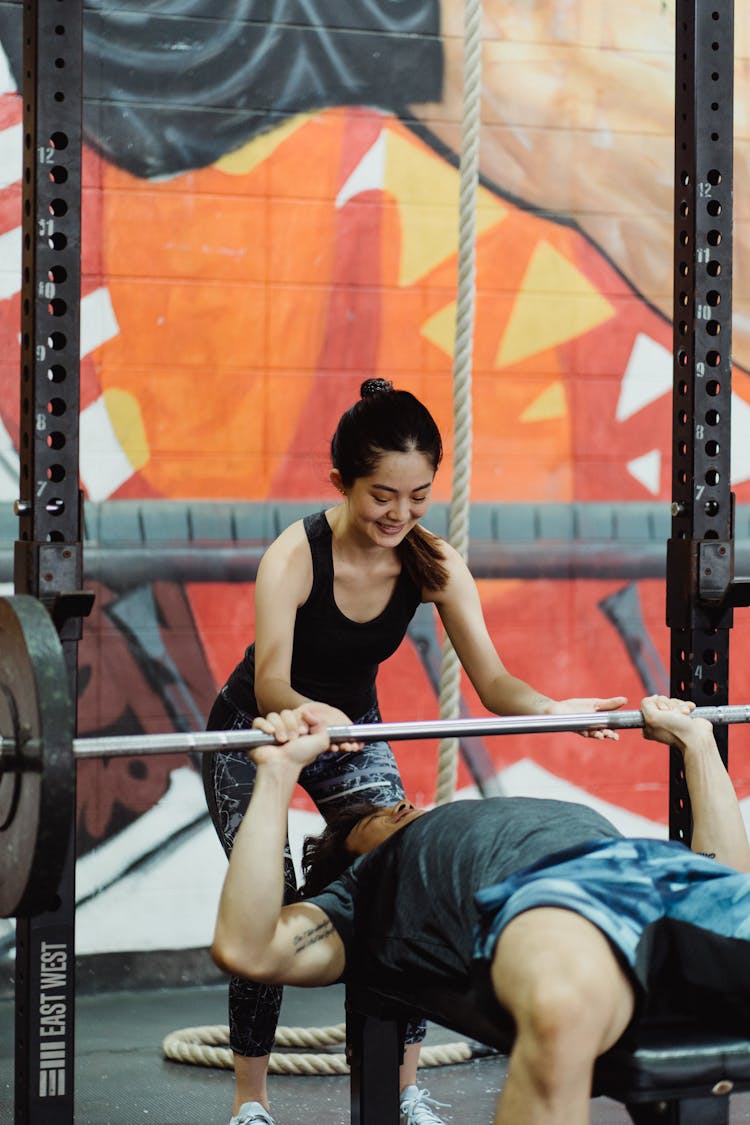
[
  {"left": 336, "top": 130, "right": 386, "bottom": 209},
  {"left": 616, "top": 333, "right": 672, "bottom": 422},
  {"left": 627, "top": 449, "right": 661, "bottom": 495}
]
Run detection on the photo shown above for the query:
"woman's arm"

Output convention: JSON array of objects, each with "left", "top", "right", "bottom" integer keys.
[
  {"left": 252, "top": 523, "right": 316, "bottom": 714},
  {"left": 429, "top": 543, "right": 626, "bottom": 724},
  {"left": 211, "top": 724, "right": 346, "bottom": 985},
  {"left": 641, "top": 695, "right": 750, "bottom": 872}
]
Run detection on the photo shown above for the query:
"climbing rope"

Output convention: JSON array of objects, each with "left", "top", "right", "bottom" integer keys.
[
  {"left": 167, "top": 0, "right": 486, "bottom": 1078},
  {"left": 435, "top": 0, "right": 483, "bottom": 807},
  {"left": 162, "top": 1022, "right": 482, "bottom": 1074}
]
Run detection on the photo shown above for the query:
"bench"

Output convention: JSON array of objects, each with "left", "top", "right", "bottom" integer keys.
[{"left": 346, "top": 982, "right": 750, "bottom": 1124}]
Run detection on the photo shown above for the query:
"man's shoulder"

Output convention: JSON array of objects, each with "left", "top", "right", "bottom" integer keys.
[
  {"left": 411, "top": 797, "right": 621, "bottom": 841},
  {"left": 417, "top": 796, "right": 589, "bottom": 820}
]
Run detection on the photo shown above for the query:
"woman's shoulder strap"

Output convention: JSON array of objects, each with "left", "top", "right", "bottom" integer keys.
[
  {"left": 301, "top": 510, "right": 333, "bottom": 591},
  {"left": 302, "top": 510, "right": 330, "bottom": 543}
]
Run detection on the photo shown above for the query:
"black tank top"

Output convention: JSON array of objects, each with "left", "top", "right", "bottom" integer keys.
[{"left": 225, "top": 511, "right": 423, "bottom": 720}]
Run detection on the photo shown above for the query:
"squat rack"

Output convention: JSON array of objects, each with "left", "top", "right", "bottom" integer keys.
[
  {"left": 15, "top": 3, "right": 84, "bottom": 1123},
  {"left": 11, "top": 2, "right": 744, "bottom": 1123},
  {"left": 667, "top": 0, "right": 745, "bottom": 847}
]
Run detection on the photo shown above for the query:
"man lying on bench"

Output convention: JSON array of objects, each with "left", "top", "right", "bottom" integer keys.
[{"left": 211, "top": 696, "right": 750, "bottom": 1125}]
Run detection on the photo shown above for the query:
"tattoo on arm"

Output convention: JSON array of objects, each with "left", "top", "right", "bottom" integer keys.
[{"left": 293, "top": 919, "right": 334, "bottom": 954}]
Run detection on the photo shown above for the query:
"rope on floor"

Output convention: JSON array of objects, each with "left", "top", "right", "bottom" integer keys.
[{"left": 162, "top": 1023, "right": 480, "bottom": 1074}]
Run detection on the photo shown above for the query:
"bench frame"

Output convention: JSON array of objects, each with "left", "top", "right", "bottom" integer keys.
[{"left": 346, "top": 983, "right": 750, "bottom": 1124}]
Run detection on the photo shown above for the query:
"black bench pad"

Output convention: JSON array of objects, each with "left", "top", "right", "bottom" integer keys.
[
  {"left": 346, "top": 982, "right": 750, "bottom": 1107},
  {"left": 594, "top": 1027, "right": 750, "bottom": 1102}
]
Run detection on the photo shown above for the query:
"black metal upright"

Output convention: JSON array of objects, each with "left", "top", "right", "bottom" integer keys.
[
  {"left": 668, "top": 0, "right": 735, "bottom": 849},
  {"left": 13, "top": 1, "right": 84, "bottom": 1122}
]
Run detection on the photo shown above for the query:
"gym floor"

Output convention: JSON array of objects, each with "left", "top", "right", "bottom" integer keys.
[{"left": 3, "top": 980, "right": 750, "bottom": 1124}]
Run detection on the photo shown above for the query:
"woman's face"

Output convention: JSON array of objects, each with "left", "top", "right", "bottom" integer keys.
[{"left": 335, "top": 449, "right": 435, "bottom": 548}]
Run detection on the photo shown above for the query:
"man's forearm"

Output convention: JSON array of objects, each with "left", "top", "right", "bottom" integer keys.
[
  {"left": 683, "top": 727, "right": 750, "bottom": 871},
  {"left": 213, "top": 758, "right": 299, "bottom": 968}
]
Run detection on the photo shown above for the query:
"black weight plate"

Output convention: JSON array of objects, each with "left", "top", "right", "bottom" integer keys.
[{"left": 0, "top": 595, "right": 74, "bottom": 917}]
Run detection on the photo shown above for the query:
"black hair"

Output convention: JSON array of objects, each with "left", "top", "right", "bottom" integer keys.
[
  {"left": 331, "top": 378, "right": 443, "bottom": 484},
  {"left": 330, "top": 379, "right": 449, "bottom": 590},
  {"left": 299, "top": 800, "right": 381, "bottom": 898}
]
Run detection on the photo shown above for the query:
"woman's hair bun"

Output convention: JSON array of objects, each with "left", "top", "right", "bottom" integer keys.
[{"left": 360, "top": 378, "right": 394, "bottom": 398}]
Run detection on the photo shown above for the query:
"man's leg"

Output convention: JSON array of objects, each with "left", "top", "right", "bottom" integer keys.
[{"left": 489, "top": 907, "right": 635, "bottom": 1125}]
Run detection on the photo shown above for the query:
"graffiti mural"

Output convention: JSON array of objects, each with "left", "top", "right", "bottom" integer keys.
[{"left": 0, "top": 1, "right": 750, "bottom": 959}]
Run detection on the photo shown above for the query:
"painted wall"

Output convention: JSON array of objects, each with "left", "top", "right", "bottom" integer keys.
[{"left": 1, "top": 1, "right": 750, "bottom": 960}]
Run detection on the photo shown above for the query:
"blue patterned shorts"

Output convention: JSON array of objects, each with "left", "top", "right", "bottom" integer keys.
[{"left": 473, "top": 837, "right": 750, "bottom": 1024}]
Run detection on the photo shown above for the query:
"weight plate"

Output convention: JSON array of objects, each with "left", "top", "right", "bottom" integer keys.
[{"left": 0, "top": 595, "right": 74, "bottom": 917}]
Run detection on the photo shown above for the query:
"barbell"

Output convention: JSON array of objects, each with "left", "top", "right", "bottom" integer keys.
[{"left": 2, "top": 594, "right": 750, "bottom": 920}]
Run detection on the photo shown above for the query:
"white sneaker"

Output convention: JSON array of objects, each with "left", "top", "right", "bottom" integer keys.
[
  {"left": 399, "top": 1085, "right": 450, "bottom": 1124},
  {"left": 230, "top": 1102, "right": 276, "bottom": 1125}
]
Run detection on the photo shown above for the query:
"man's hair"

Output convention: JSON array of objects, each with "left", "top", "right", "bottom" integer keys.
[{"left": 300, "top": 801, "right": 381, "bottom": 898}]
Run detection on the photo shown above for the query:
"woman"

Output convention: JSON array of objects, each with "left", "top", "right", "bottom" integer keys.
[{"left": 204, "top": 378, "right": 627, "bottom": 1125}]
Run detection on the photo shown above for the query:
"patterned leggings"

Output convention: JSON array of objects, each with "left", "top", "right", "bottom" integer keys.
[{"left": 203, "top": 687, "right": 427, "bottom": 1056}]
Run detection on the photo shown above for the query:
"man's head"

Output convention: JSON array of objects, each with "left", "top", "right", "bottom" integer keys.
[
  {"left": 345, "top": 801, "right": 426, "bottom": 855},
  {"left": 300, "top": 800, "right": 426, "bottom": 898}
]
